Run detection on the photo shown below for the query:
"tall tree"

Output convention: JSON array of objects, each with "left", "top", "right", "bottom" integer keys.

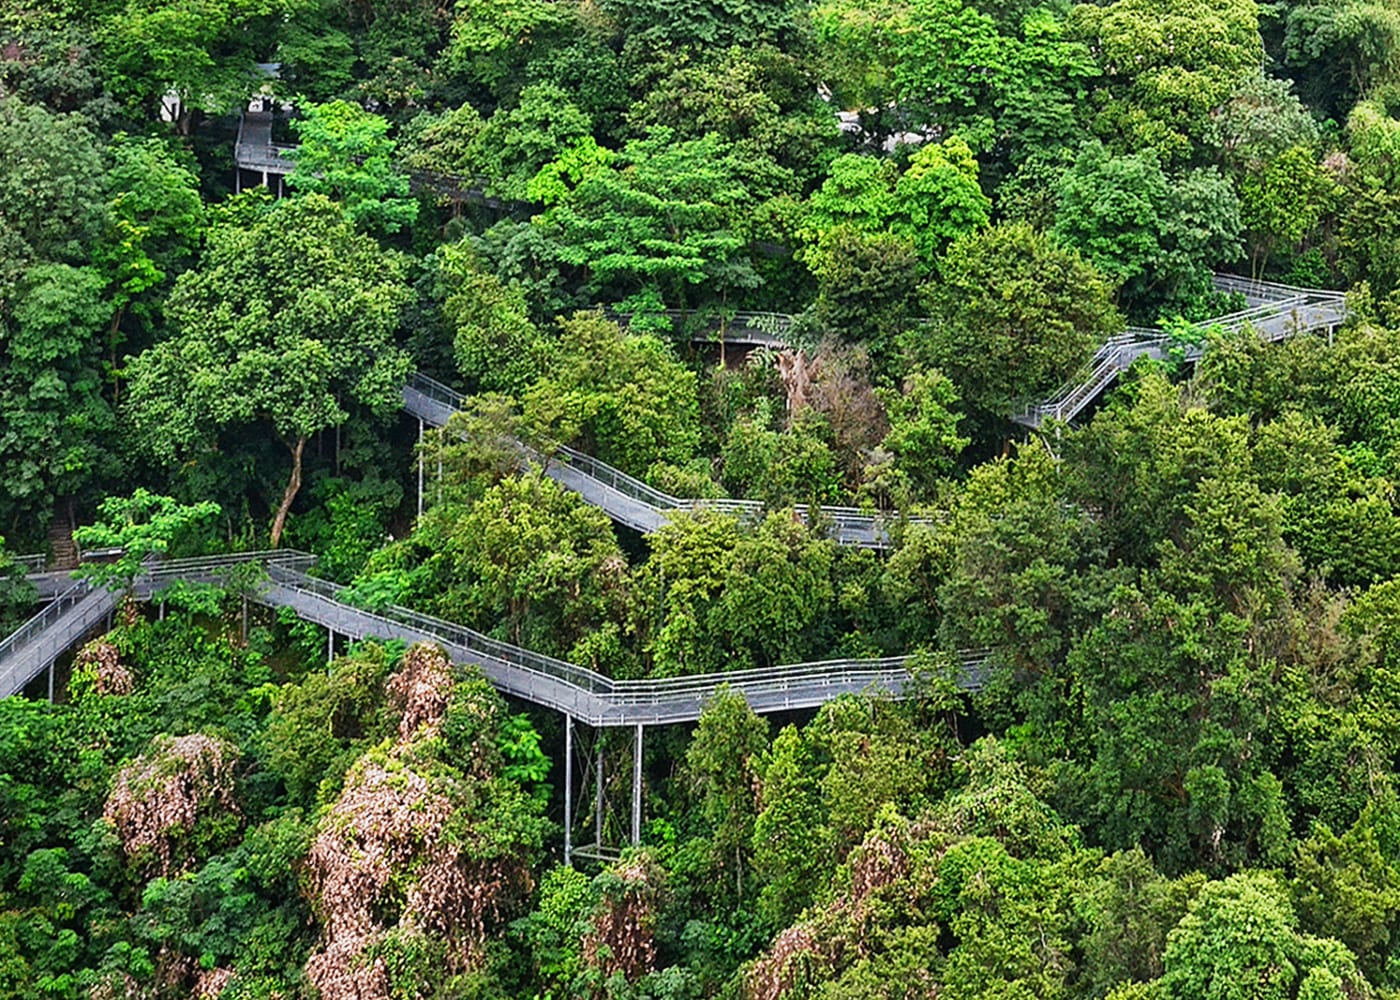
[
  {"left": 533, "top": 129, "right": 758, "bottom": 309},
  {"left": 287, "top": 100, "right": 417, "bottom": 235},
  {"left": 124, "top": 195, "right": 410, "bottom": 546},
  {"left": 97, "top": 0, "right": 304, "bottom": 131},
  {"left": 920, "top": 221, "right": 1121, "bottom": 413}
]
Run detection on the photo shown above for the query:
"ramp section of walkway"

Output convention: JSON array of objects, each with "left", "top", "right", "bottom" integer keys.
[
  {"left": 0, "top": 582, "right": 117, "bottom": 698},
  {"left": 402, "top": 373, "right": 910, "bottom": 547},
  {"left": 2, "top": 553, "right": 317, "bottom": 700},
  {"left": 12, "top": 555, "right": 988, "bottom": 724},
  {"left": 1011, "top": 279, "right": 1348, "bottom": 428},
  {"left": 261, "top": 563, "right": 988, "bottom": 725}
]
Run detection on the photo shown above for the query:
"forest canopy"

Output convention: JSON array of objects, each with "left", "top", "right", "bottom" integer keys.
[{"left": 2, "top": 0, "right": 1400, "bottom": 997}]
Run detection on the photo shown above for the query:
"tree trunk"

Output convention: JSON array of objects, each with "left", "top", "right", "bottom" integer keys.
[{"left": 270, "top": 434, "right": 307, "bottom": 548}]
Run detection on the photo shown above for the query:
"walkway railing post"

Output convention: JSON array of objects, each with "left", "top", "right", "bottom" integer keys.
[
  {"left": 595, "top": 738, "right": 604, "bottom": 849},
  {"left": 632, "top": 724, "right": 643, "bottom": 847},
  {"left": 564, "top": 714, "right": 573, "bottom": 865}
]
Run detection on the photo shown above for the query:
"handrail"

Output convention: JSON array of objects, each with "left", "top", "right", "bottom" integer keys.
[
  {"left": 0, "top": 581, "right": 104, "bottom": 697},
  {"left": 1012, "top": 281, "right": 1348, "bottom": 428},
  {"left": 8, "top": 554, "right": 991, "bottom": 723},
  {"left": 404, "top": 373, "right": 919, "bottom": 548},
  {"left": 262, "top": 563, "right": 988, "bottom": 724}
]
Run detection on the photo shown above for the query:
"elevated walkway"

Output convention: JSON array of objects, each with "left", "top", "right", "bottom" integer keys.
[
  {"left": 1011, "top": 277, "right": 1348, "bottom": 428},
  {"left": 403, "top": 373, "right": 912, "bottom": 547},
  {"left": 9, "top": 555, "right": 988, "bottom": 725},
  {"left": 2, "top": 553, "right": 315, "bottom": 700},
  {"left": 0, "top": 582, "right": 117, "bottom": 698}
]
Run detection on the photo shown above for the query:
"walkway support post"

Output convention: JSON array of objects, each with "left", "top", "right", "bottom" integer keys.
[
  {"left": 417, "top": 419, "right": 424, "bottom": 518},
  {"left": 595, "top": 739, "right": 604, "bottom": 849},
  {"left": 47, "top": 661, "right": 54, "bottom": 703},
  {"left": 564, "top": 715, "right": 573, "bottom": 865},
  {"left": 327, "top": 628, "right": 334, "bottom": 664},
  {"left": 632, "top": 724, "right": 643, "bottom": 846}
]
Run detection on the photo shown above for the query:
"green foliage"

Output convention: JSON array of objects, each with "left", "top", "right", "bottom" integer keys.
[
  {"left": 1069, "top": 0, "right": 1262, "bottom": 163},
  {"left": 73, "top": 489, "right": 220, "bottom": 590},
  {"left": 537, "top": 129, "right": 758, "bottom": 308},
  {"left": 434, "top": 240, "right": 547, "bottom": 395},
  {"left": 522, "top": 312, "right": 701, "bottom": 476},
  {"left": 920, "top": 221, "right": 1120, "bottom": 412},
  {"left": 288, "top": 99, "right": 418, "bottom": 235},
  {"left": 388, "top": 471, "right": 632, "bottom": 663},
  {"left": 1159, "top": 871, "right": 1369, "bottom": 1000},
  {"left": 96, "top": 0, "right": 304, "bottom": 125},
  {"left": 684, "top": 688, "right": 769, "bottom": 911},
  {"left": 260, "top": 642, "right": 397, "bottom": 809},
  {"left": 876, "top": 369, "right": 969, "bottom": 493},
  {"left": 803, "top": 141, "right": 991, "bottom": 269},
  {"left": 1054, "top": 141, "right": 1244, "bottom": 321},
  {"left": 124, "top": 194, "right": 411, "bottom": 546}
]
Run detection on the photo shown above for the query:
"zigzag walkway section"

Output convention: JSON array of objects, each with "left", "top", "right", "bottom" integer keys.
[
  {"left": 1011, "top": 276, "right": 1349, "bottom": 428},
  {"left": 7, "top": 553, "right": 989, "bottom": 724},
  {"left": 403, "top": 373, "right": 914, "bottom": 548},
  {"left": 8, "top": 554, "right": 988, "bottom": 854},
  {"left": 611, "top": 275, "right": 1350, "bottom": 428}
]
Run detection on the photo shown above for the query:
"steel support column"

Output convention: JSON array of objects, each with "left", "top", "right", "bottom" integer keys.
[
  {"left": 632, "top": 724, "right": 643, "bottom": 846},
  {"left": 595, "top": 739, "right": 604, "bottom": 848},
  {"left": 327, "top": 628, "right": 334, "bottom": 664},
  {"left": 564, "top": 715, "right": 573, "bottom": 865},
  {"left": 417, "top": 419, "right": 425, "bottom": 518}
]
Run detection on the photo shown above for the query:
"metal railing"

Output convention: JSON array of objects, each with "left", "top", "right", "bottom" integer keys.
[
  {"left": 0, "top": 581, "right": 110, "bottom": 697},
  {"left": 9, "top": 554, "right": 991, "bottom": 723},
  {"left": 611, "top": 309, "right": 794, "bottom": 347},
  {"left": 0, "top": 552, "right": 318, "bottom": 699},
  {"left": 403, "top": 373, "right": 918, "bottom": 548},
  {"left": 1012, "top": 280, "right": 1348, "bottom": 428},
  {"left": 262, "top": 564, "right": 988, "bottom": 725},
  {"left": 233, "top": 142, "right": 296, "bottom": 174}
]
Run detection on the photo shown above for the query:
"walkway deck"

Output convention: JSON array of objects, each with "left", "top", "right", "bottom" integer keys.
[
  {"left": 1010, "top": 277, "right": 1348, "bottom": 428},
  {"left": 403, "top": 373, "right": 912, "bottom": 547},
  {"left": 9, "top": 555, "right": 988, "bottom": 725}
]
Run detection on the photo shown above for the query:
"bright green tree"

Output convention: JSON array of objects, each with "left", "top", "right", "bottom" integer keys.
[
  {"left": 1160, "top": 872, "right": 1372, "bottom": 999},
  {"left": 921, "top": 221, "right": 1120, "bottom": 413},
  {"left": 1069, "top": 0, "right": 1262, "bottom": 163},
  {"left": 72, "top": 489, "right": 220, "bottom": 590},
  {"left": 124, "top": 195, "right": 411, "bottom": 547},
  {"left": 521, "top": 312, "right": 701, "bottom": 476},
  {"left": 534, "top": 129, "right": 757, "bottom": 308},
  {"left": 287, "top": 100, "right": 417, "bottom": 235}
]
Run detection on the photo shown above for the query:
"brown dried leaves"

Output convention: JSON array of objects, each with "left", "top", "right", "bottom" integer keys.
[
  {"left": 75, "top": 638, "right": 134, "bottom": 696},
  {"left": 304, "top": 643, "right": 530, "bottom": 1000},
  {"left": 102, "top": 734, "right": 241, "bottom": 878},
  {"left": 583, "top": 856, "right": 664, "bottom": 983},
  {"left": 386, "top": 643, "right": 453, "bottom": 742}
]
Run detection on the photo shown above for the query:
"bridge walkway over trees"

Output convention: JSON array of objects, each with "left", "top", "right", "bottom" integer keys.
[
  {"left": 611, "top": 277, "right": 1349, "bottom": 428},
  {"left": 7, "top": 553, "right": 988, "bottom": 725},
  {"left": 1010, "top": 277, "right": 1348, "bottom": 428},
  {"left": 234, "top": 109, "right": 527, "bottom": 213},
  {"left": 402, "top": 373, "right": 916, "bottom": 547},
  {"left": 8, "top": 554, "right": 988, "bottom": 855}
]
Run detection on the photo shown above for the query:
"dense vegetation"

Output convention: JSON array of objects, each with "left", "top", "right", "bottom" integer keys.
[{"left": 5, "top": 0, "right": 1400, "bottom": 996}]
